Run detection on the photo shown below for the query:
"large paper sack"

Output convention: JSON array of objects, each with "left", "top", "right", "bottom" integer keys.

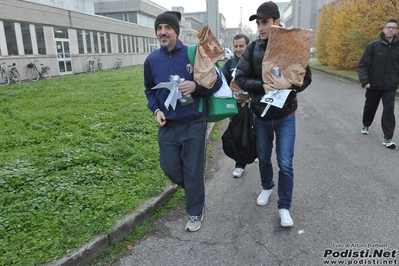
[
  {"left": 262, "top": 26, "right": 313, "bottom": 87},
  {"left": 194, "top": 26, "right": 224, "bottom": 88}
]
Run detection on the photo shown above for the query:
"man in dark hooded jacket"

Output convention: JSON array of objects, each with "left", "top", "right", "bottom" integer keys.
[
  {"left": 358, "top": 18, "right": 399, "bottom": 149},
  {"left": 235, "top": 1, "right": 312, "bottom": 227}
]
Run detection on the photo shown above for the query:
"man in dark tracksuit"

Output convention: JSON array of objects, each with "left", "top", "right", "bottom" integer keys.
[
  {"left": 358, "top": 18, "right": 399, "bottom": 149},
  {"left": 144, "top": 11, "right": 222, "bottom": 231}
]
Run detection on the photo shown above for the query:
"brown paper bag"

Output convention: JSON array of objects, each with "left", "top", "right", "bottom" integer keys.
[
  {"left": 196, "top": 26, "right": 224, "bottom": 63},
  {"left": 231, "top": 78, "right": 249, "bottom": 107},
  {"left": 262, "top": 26, "right": 313, "bottom": 87},
  {"left": 193, "top": 26, "right": 224, "bottom": 88}
]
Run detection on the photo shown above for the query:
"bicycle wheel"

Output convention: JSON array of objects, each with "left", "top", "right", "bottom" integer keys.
[
  {"left": 98, "top": 63, "right": 106, "bottom": 71},
  {"left": 84, "top": 64, "right": 93, "bottom": 73},
  {"left": 42, "top": 67, "right": 51, "bottom": 79},
  {"left": 12, "top": 70, "right": 21, "bottom": 84},
  {"left": 114, "top": 62, "right": 120, "bottom": 69},
  {"left": 27, "top": 68, "right": 40, "bottom": 81},
  {"left": 0, "top": 71, "right": 10, "bottom": 86}
]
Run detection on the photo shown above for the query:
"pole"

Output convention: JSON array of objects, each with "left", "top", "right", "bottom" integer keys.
[{"left": 240, "top": 7, "right": 243, "bottom": 33}]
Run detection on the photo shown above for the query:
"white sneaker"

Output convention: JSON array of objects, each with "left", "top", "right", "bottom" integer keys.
[
  {"left": 382, "top": 138, "right": 396, "bottom": 149},
  {"left": 279, "top": 209, "right": 294, "bottom": 227},
  {"left": 254, "top": 158, "right": 259, "bottom": 163},
  {"left": 233, "top": 167, "right": 244, "bottom": 178},
  {"left": 256, "top": 189, "right": 273, "bottom": 205}
]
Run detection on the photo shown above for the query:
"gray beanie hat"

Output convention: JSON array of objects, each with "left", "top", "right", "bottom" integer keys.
[{"left": 154, "top": 11, "right": 181, "bottom": 36}]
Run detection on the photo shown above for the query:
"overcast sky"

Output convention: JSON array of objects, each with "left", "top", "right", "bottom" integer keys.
[{"left": 150, "top": 0, "right": 289, "bottom": 32}]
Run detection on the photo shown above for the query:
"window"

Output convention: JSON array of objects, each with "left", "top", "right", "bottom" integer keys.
[
  {"left": 77, "top": 29, "right": 84, "bottom": 54},
  {"left": 127, "top": 36, "right": 132, "bottom": 53},
  {"left": 54, "top": 27, "right": 68, "bottom": 38},
  {"left": 122, "top": 35, "right": 127, "bottom": 53},
  {"left": 132, "top": 37, "right": 136, "bottom": 53},
  {"left": 137, "top": 13, "right": 153, "bottom": 28},
  {"left": 108, "top": 13, "right": 124, "bottom": 21},
  {"left": 143, "top": 38, "right": 148, "bottom": 53},
  {"left": 92, "top": 31, "right": 99, "bottom": 53},
  {"left": 86, "top": 31, "right": 92, "bottom": 53},
  {"left": 128, "top": 12, "right": 137, "bottom": 23},
  {"left": 100, "top": 33, "right": 106, "bottom": 53},
  {"left": 118, "top": 34, "right": 122, "bottom": 53},
  {"left": 35, "top": 25, "right": 47, "bottom": 55},
  {"left": 106, "top": 33, "right": 111, "bottom": 53},
  {"left": 3, "top": 21, "right": 18, "bottom": 55},
  {"left": 149, "top": 38, "right": 158, "bottom": 52},
  {"left": 134, "top": 37, "right": 139, "bottom": 53},
  {"left": 21, "top": 23, "right": 33, "bottom": 55}
]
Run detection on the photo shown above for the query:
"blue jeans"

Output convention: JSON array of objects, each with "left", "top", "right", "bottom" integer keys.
[{"left": 254, "top": 113, "right": 296, "bottom": 210}]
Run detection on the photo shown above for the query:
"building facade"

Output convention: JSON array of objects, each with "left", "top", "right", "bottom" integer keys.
[
  {"left": 0, "top": 0, "right": 336, "bottom": 82},
  {"left": 0, "top": 0, "right": 197, "bottom": 81},
  {"left": 283, "top": 0, "right": 336, "bottom": 46}
]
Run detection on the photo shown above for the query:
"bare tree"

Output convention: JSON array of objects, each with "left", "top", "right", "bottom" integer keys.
[{"left": 241, "top": 24, "right": 253, "bottom": 35}]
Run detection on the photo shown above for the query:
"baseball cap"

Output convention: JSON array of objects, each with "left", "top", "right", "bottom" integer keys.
[{"left": 249, "top": 1, "right": 280, "bottom": 21}]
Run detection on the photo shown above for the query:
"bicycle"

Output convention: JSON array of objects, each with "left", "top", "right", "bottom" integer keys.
[
  {"left": 7, "top": 63, "right": 21, "bottom": 84},
  {"left": 27, "top": 60, "right": 51, "bottom": 81},
  {"left": 96, "top": 57, "right": 106, "bottom": 71},
  {"left": 84, "top": 57, "right": 95, "bottom": 73},
  {"left": 114, "top": 57, "right": 123, "bottom": 69},
  {"left": 0, "top": 62, "right": 10, "bottom": 86},
  {"left": 0, "top": 62, "right": 20, "bottom": 86}
]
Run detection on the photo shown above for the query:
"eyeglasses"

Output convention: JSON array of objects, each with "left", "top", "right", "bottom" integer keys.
[{"left": 385, "top": 26, "right": 398, "bottom": 30}]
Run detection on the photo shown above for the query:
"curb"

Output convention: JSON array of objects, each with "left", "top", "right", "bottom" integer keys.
[
  {"left": 310, "top": 67, "right": 360, "bottom": 84},
  {"left": 45, "top": 122, "right": 216, "bottom": 266}
]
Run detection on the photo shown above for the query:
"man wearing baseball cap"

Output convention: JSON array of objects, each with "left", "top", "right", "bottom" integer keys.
[
  {"left": 235, "top": 2, "right": 312, "bottom": 227},
  {"left": 144, "top": 11, "right": 222, "bottom": 232}
]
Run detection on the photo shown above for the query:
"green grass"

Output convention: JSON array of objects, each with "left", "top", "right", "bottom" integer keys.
[
  {"left": 90, "top": 187, "right": 185, "bottom": 264},
  {"left": 0, "top": 67, "right": 170, "bottom": 265},
  {"left": 90, "top": 121, "right": 222, "bottom": 265},
  {"left": 309, "top": 60, "right": 358, "bottom": 80}
]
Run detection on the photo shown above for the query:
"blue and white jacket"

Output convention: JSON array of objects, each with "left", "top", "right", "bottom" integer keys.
[{"left": 144, "top": 39, "right": 222, "bottom": 123}]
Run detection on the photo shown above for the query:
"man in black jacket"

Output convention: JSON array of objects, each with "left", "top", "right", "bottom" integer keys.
[
  {"left": 358, "top": 18, "right": 399, "bottom": 149},
  {"left": 221, "top": 33, "right": 251, "bottom": 178},
  {"left": 235, "top": 1, "right": 312, "bottom": 227}
]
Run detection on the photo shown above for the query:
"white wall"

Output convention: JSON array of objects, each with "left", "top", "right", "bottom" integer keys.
[{"left": 23, "top": 0, "right": 95, "bottom": 14}]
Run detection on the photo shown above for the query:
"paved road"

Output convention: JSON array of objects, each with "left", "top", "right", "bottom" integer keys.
[{"left": 111, "top": 71, "right": 399, "bottom": 266}]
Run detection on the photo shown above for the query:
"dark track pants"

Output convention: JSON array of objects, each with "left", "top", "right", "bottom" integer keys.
[
  {"left": 158, "top": 121, "right": 207, "bottom": 216},
  {"left": 362, "top": 89, "right": 396, "bottom": 139}
]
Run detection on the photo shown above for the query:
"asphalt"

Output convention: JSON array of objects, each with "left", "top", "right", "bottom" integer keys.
[{"left": 45, "top": 68, "right": 399, "bottom": 266}]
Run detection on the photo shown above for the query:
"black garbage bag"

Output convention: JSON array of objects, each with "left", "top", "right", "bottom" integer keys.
[{"left": 222, "top": 104, "right": 257, "bottom": 164}]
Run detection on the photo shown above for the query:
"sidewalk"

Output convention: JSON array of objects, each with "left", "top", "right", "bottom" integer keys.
[
  {"left": 44, "top": 123, "right": 217, "bottom": 266},
  {"left": 310, "top": 66, "right": 399, "bottom": 98}
]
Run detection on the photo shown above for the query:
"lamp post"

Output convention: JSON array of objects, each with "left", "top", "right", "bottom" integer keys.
[{"left": 240, "top": 7, "right": 243, "bottom": 33}]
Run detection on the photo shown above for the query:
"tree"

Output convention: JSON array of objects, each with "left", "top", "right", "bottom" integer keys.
[
  {"left": 316, "top": 2, "right": 335, "bottom": 65},
  {"left": 241, "top": 24, "right": 253, "bottom": 35},
  {"left": 316, "top": 0, "right": 399, "bottom": 69}
]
